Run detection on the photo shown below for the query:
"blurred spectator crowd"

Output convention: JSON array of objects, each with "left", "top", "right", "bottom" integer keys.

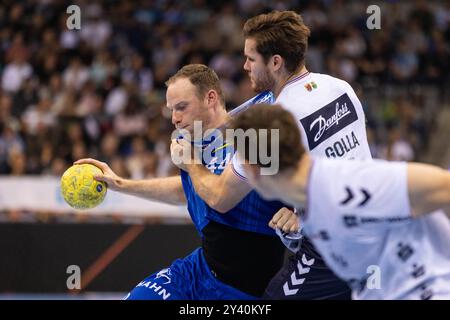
[{"left": 0, "top": 0, "right": 449, "bottom": 181}]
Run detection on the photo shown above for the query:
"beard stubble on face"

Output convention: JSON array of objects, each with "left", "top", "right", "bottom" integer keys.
[{"left": 251, "top": 67, "right": 276, "bottom": 93}]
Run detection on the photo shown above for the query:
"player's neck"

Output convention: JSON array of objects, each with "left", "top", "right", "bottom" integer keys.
[
  {"left": 206, "top": 106, "right": 230, "bottom": 130},
  {"left": 273, "top": 65, "right": 308, "bottom": 98},
  {"left": 280, "top": 154, "right": 311, "bottom": 207}
]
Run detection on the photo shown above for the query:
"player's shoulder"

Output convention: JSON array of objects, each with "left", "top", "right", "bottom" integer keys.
[
  {"left": 279, "top": 72, "right": 354, "bottom": 101},
  {"left": 311, "top": 157, "right": 362, "bottom": 183},
  {"left": 310, "top": 72, "right": 354, "bottom": 92},
  {"left": 307, "top": 158, "right": 357, "bottom": 213},
  {"left": 276, "top": 72, "right": 361, "bottom": 116},
  {"left": 311, "top": 157, "right": 406, "bottom": 187}
]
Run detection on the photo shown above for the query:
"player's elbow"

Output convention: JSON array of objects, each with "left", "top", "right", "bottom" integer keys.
[
  {"left": 215, "top": 203, "right": 234, "bottom": 214},
  {"left": 411, "top": 166, "right": 450, "bottom": 218},
  {"left": 209, "top": 182, "right": 250, "bottom": 213},
  {"left": 428, "top": 171, "right": 450, "bottom": 216},
  {"left": 209, "top": 196, "right": 234, "bottom": 214},
  {"left": 199, "top": 184, "right": 232, "bottom": 213},
  {"left": 445, "top": 174, "right": 450, "bottom": 202}
]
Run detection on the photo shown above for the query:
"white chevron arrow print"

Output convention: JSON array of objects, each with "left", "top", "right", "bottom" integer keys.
[
  {"left": 297, "top": 261, "right": 310, "bottom": 275},
  {"left": 291, "top": 272, "right": 305, "bottom": 286},
  {"left": 283, "top": 282, "right": 299, "bottom": 296},
  {"left": 282, "top": 254, "right": 316, "bottom": 296},
  {"left": 302, "top": 254, "right": 315, "bottom": 266}
]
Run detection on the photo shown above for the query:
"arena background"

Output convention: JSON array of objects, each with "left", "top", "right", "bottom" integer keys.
[{"left": 0, "top": 0, "right": 449, "bottom": 299}]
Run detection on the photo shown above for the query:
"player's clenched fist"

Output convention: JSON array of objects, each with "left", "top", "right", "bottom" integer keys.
[{"left": 269, "top": 207, "right": 300, "bottom": 233}]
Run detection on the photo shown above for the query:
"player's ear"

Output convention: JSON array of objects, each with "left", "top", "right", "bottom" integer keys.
[
  {"left": 271, "top": 55, "right": 283, "bottom": 72},
  {"left": 205, "top": 89, "right": 218, "bottom": 108}
]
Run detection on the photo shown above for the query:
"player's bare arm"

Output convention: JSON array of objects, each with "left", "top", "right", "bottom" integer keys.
[
  {"left": 187, "top": 161, "right": 252, "bottom": 213},
  {"left": 170, "top": 138, "right": 252, "bottom": 212},
  {"left": 408, "top": 163, "right": 450, "bottom": 218},
  {"left": 75, "top": 158, "right": 186, "bottom": 205}
]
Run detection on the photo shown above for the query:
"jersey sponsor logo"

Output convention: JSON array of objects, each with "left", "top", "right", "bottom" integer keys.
[
  {"left": 325, "top": 131, "right": 360, "bottom": 158},
  {"left": 300, "top": 93, "right": 358, "bottom": 150},
  {"left": 343, "top": 214, "right": 410, "bottom": 228}
]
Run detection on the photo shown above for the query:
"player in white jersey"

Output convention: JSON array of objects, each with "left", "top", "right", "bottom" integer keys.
[
  {"left": 231, "top": 72, "right": 372, "bottom": 177},
  {"left": 171, "top": 11, "right": 371, "bottom": 299},
  {"left": 231, "top": 103, "right": 450, "bottom": 300}
]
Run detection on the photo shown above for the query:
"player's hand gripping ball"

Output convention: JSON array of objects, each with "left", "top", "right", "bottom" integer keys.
[{"left": 61, "top": 164, "right": 107, "bottom": 209}]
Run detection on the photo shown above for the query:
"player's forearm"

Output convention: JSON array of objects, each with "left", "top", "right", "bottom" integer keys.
[
  {"left": 115, "top": 176, "right": 186, "bottom": 205},
  {"left": 186, "top": 164, "right": 225, "bottom": 209},
  {"left": 408, "top": 164, "right": 450, "bottom": 218},
  {"left": 186, "top": 163, "right": 250, "bottom": 213}
]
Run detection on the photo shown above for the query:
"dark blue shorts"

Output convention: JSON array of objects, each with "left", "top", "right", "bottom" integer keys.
[{"left": 124, "top": 247, "right": 257, "bottom": 300}]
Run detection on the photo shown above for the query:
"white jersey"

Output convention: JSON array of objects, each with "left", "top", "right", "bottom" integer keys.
[
  {"left": 232, "top": 71, "right": 372, "bottom": 179},
  {"left": 304, "top": 158, "right": 450, "bottom": 299}
]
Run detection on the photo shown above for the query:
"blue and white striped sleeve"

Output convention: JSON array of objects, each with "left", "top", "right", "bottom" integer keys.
[{"left": 231, "top": 153, "right": 248, "bottom": 181}]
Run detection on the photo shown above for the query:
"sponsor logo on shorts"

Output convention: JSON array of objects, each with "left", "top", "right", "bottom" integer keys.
[
  {"left": 155, "top": 268, "right": 172, "bottom": 284},
  {"left": 136, "top": 279, "right": 172, "bottom": 300}
]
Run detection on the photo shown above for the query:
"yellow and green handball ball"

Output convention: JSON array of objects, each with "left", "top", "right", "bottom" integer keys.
[{"left": 60, "top": 164, "right": 107, "bottom": 209}]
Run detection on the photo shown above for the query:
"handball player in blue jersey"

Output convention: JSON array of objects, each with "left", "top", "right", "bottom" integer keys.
[
  {"left": 76, "top": 64, "right": 286, "bottom": 299},
  {"left": 172, "top": 11, "right": 373, "bottom": 299}
]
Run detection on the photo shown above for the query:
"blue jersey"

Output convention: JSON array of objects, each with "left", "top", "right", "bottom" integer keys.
[
  {"left": 180, "top": 91, "right": 284, "bottom": 237},
  {"left": 125, "top": 91, "right": 285, "bottom": 300}
]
